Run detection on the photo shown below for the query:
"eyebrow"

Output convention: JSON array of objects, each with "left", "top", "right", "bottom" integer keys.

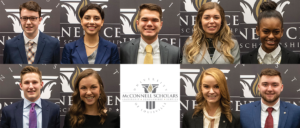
[{"left": 203, "top": 14, "right": 220, "bottom": 16}]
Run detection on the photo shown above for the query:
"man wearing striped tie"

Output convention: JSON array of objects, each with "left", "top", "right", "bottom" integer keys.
[
  {"left": 0, "top": 66, "right": 60, "bottom": 128},
  {"left": 240, "top": 68, "right": 300, "bottom": 128}
]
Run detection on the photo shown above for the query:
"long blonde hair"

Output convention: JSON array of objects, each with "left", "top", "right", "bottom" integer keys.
[
  {"left": 193, "top": 68, "right": 232, "bottom": 122},
  {"left": 184, "top": 2, "right": 235, "bottom": 64}
]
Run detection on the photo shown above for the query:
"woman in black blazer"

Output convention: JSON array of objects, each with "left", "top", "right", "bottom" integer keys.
[{"left": 182, "top": 68, "right": 239, "bottom": 128}]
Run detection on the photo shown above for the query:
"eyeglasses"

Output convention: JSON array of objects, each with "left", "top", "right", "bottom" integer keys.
[{"left": 20, "top": 17, "right": 39, "bottom": 22}]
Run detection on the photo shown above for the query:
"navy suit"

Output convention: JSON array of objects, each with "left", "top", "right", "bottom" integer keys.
[
  {"left": 61, "top": 36, "right": 120, "bottom": 64},
  {"left": 0, "top": 99, "right": 60, "bottom": 128},
  {"left": 3, "top": 32, "right": 60, "bottom": 64},
  {"left": 240, "top": 100, "right": 300, "bottom": 128}
]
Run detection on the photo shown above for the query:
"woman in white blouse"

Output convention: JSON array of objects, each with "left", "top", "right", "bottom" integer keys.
[{"left": 182, "top": 68, "right": 239, "bottom": 128}]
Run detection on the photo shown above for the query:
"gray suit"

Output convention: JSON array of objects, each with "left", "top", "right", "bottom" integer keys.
[
  {"left": 120, "top": 38, "right": 180, "bottom": 64},
  {"left": 182, "top": 38, "right": 240, "bottom": 64}
]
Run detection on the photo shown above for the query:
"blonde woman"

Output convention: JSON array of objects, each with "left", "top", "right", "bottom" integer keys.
[
  {"left": 182, "top": 2, "right": 240, "bottom": 64},
  {"left": 182, "top": 68, "right": 240, "bottom": 128}
]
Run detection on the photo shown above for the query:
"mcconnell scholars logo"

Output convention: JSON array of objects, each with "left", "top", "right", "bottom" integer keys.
[
  {"left": 183, "top": 0, "right": 220, "bottom": 12},
  {"left": 240, "top": 0, "right": 290, "bottom": 24},
  {"left": 240, "top": 74, "right": 261, "bottom": 98},
  {"left": 122, "top": 78, "right": 178, "bottom": 113}
]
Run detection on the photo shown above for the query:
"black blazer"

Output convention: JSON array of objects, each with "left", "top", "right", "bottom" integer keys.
[
  {"left": 241, "top": 45, "right": 300, "bottom": 64},
  {"left": 182, "top": 110, "right": 240, "bottom": 128}
]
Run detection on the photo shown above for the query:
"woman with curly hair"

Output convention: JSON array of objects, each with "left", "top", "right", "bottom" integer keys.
[
  {"left": 182, "top": 68, "right": 239, "bottom": 128},
  {"left": 182, "top": 2, "right": 240, "bottom": 64},
  {"left": 63, "top": 69, "right": 119, "bottom": 128}
]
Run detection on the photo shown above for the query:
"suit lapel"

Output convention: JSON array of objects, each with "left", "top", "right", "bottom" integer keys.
[
  {"left": 278, "top": 100, "right": 288, "bottom": 128},
  {"left": 159, "top": 41, "right": 168, "bottom": 64},
  {"left": 33, "top": 32, "right": 46, "bottom": 64},
  {"left": 41, "top": 99, "right": 50, "bottom": 128},
  {"left": 132, "top": 38, "right": 140, "bottom": 64},
  {"left": 14, "top": 100, "right": 23, "bottom": 128},
  {"left": 193, "top": 113, "right": 203, "bottom": 128},
  {"left": 199, "top": 46, "right": 212, "bottom": 64},
  {"left": 75, "top": 37, "right": 89, "bottom": 64},
  {"left": 280, "top": 45, "right": 289, "bottom": 63},
  {"left": 17, "top": 34, "right": 28, "bottom": 64},
  {"left": 211, "top": 41, "right": 222, "bottom": 64},
  {"left": 250, "top": 48, "right": 259, "bottom": 64},
  {"left": 94, "top": 37, "right": 107, "bottom": 64},
  {"left": 218, "top": 114, "right": 228, "bottom": 128},
  {"left": 253, "top": 101, "right": 261, "bottom": 128}
]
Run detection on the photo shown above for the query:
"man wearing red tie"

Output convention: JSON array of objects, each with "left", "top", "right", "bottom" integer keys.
[
  {"left": 0, "top": 66, "right": 60, "bottom": 128},
  {"left": 240, "top": 68, "right": 300, "bottom": 128}
]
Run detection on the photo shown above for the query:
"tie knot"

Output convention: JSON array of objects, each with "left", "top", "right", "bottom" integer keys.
[
  {"left": 31, "top": 103, "right": 36, "bottom": 108},
  {"left": 267, "top": 107, "right": 274, "bottom": 113},
  {"left": 145, "top": 45, "right": 152, "bottom": 53},
  {"left": 29, "top": 41, "right": 34, "bottom": 46}
]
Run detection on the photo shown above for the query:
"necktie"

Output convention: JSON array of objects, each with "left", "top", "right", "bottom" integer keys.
[
  {"left": 265, "top": 107, "right": 274, "bottom": 128},
  {"left": 27, "top": 41, "right": 35, "bottom": 64},
  {"left": 144, "top": 45, "right": 153, "bottom": 64},
  {"left": 29, "top": 103, "right": 37, "bottom": 128}
]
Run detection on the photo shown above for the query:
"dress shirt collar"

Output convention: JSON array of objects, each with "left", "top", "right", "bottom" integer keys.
[
  {"left": 258, "top": 45, "right": 281, "bottom": 59},
  {"left": 23, "top": 97, "right": 42, "bottom": 109},
  {"left": 23, "top": 31, "right": 39, "bottom": 45},
  {"left": 139, "top": 38, "right": 159, "bottom": 54},
  {"left": 261, "top": 98, "right": 280, "bottom": 112}
]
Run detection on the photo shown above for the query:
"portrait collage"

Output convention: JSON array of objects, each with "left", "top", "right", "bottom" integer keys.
[{"left": 0, "top": 0, "right": 299, "bottom": 128}]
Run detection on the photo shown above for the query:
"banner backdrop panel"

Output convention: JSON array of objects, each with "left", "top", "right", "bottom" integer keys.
[
  {"left": 239, "top": 0, "right": 300, "bottom": 55},
  {"left": 180, "top": 64, "right": 240, "bottom": 127},
  {"left": 120, "top": 0, "right": 180, "bottom": 46},
  {"left": 59, "top": 64, "right": 120, "bottom": 128},
  {"left": 180, "top": 0, "right": 240, "bottom": 53},
  {"left": 0, "top": 64, "right": 60, "bottom": 122},
  {"left": 60, "top": 0, "right": 120, "bottom": 57},
  {"left": 121, "top": 65, "right": 180, "bottom": 128},
  {"left": 240, "top": 64, "right": 300, "bottom": 108},
  {"left": 0, "top": 0, "right": 60, "bottom": 63}
]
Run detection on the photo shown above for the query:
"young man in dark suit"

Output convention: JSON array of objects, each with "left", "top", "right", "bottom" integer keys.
[
  {"left": 120, "top": 3, "right": 180, "bottom": 64},
  {"left": 3, "top": 1, "right": 59, "bottom": 64},
  {"left": 0, "top": 66, "right": 60, "bottom": 128},
  {"left": 240, "top": 69, "right": 300, "bottom": 128}
]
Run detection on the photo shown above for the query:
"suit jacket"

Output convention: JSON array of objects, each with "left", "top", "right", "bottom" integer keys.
[
  {"left": 61, "top": 36, "right": 120, "bottom": 64},
  {"left": 0, "top": 99, "right": 60, "bottom": 128},
  {"left": 120, "top": 38, "right": 180, "bottom": 64},
  {"left": 240, "top": 100, "right": 300, "bottom": 128},
  {"left": 3, "top": 32, "right": 60, "bottom": 64},
  {"left": 182, "top": 110, "right": 240, "bottom": 128},
  {"left": 241, "top": 45, "right": 300, "bottom": 64},
  {"left": 182, "top": 38, "right": 240, "bottom": 64}
]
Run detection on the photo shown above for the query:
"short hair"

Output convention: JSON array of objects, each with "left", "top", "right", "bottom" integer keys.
[
  {"left": 79, "top": 4, "right": 105, "bottom": 20},
  {"left": 138, "top": 3, "right": 162, "bottom": 20},
  {"left": 257, "top": 1, "right": 283, "bottom": 29},
  {"left": 260, "top": 68, "right": 282, "bottom": 81},
  {"left": 20, "top": 66, "right": 42, "bottom": 82},
  {"left": 19, "top": 1, "right": 41, "bottom": 17}
]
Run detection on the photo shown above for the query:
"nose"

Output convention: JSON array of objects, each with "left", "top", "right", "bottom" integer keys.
[
  {"left": 268, "top": 32, "right": 274, "bottom": 39},
  {"left": 146, "top": 20, "right": 153, "bottom": 26},
  {"left": 86, "top": 89, "right": 92, "bottom": 95},
  {"left": 209, "top": 88, "right": 214, "bottom": 93},
  {"left": 266, "top": 85, "right": 273, "bottom": 91},
  {"left": 209, "top": 17, "right": 214, "bottom": 23},
  {"left": 26, "top": 19, "right": 32, "bottom": 24},
  {"left": 29, "top": 82, "right": 34, "bottom": 88}
]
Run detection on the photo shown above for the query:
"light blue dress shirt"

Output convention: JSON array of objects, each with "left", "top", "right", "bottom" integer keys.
[{"left": 23, "top": 98, "right": 42, "bottom": 128}]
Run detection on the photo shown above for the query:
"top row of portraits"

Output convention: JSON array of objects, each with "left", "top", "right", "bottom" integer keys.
[{"left": 1, "top": 1, "right": 300, "bottom": 64}]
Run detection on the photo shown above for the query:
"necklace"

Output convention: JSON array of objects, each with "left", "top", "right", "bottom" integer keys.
[{"left": 84, "top": 42, "right": 99, "bottom": 48}]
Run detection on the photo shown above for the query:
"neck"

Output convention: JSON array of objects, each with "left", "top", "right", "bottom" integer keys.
[
  {"left": 206, "top": 102, "right": 220, "bottom": 116},
  {"left": 141, "top": 35, "right": 158, "bottom": 45},
  {"left": 85, "top": 104, "right": 99, "bottom": 115},
  {"left": 24, "top": 31, "right": 38, "bottom": 40},
  {"left": 84, "top": 34, "right": 99, "bottom": 46},
  {"left": 205, "top": 33, "right": 214, "bottom": 39},
  {"left": 27, "top": 97, "right": 39, "bottom": 103},
  {"left": 262, "top": 98, "right": 279, "bottom": 107}
]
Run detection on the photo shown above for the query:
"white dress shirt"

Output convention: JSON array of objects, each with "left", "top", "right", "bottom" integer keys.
[
  {"left": 258, "top": 45, "right": 281, "bottom": 64},
  {"left": 23, "top": 98, "right": 42, "bottom": 128},
  {"left": 137, "top": 38, "right": 161, "bottom": 64},
  {"left": 24, "top": 32, "right": 39, "bottom": 59},
  {"left": 261, "top": 99, "right": 280, "bottom": 128}
]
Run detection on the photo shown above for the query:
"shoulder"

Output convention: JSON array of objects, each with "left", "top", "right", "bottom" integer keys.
[
  {"left": 241, "top": 101, "right": 259, "bottom": 111},
  {"left": 183, "top": 109, "right": 198, "bottom": 120},
  {"left": 280, "top": 45, "right": 298, "bottom": 57},
  {"left": 40, "top": 32, "right": 59, "bottom": 43},
  {"left": 282, "top": 101, "right": 300, "bottom": 111},
  {"left": 2, "top": 100, "right": 23, "bottom": 112},
  {"left": 42, "top": 99, "right": 59, "bottom": 109},
  {"left": 63, "top": 39, "right": 80, "bottom": 50},
  {"left": 241, "top": 48, "right": 258, "bottom": 58},
  {"left": 160, "top": 41, "right": 179, "bottom": 51},
  {"left": 231, "top": 112, "right": 240, "bottom": 122},
  {"left": 184, "top": 37, "right": 193, "bottom": 46},
  {"left": 5, "top": 34, "right": 22, "bottom": 45},
  {"left": 231, "top": 39, "right": 239, "bottom": 46},
  {"left": 120, "top": 38, "right": 138, "bottom": 48},
  {"left": 100, "top": 37, "right": 117, "bottom": 48}
]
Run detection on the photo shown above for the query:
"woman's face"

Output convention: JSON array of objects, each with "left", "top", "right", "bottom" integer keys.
[
  {"left": 201, "top": 75, "right": 221, "bottom": 105},
  {"left": 81, "top": 9, "right": 104, "bottom": 36},
  {"left": 201, "top": 8, "right": 222, "bottom": 38},
  {"left": 79, "top": 75, "right": 101, "bottom": 107},
  {"left": 256, "top": 17, "right": 283, "bottom": 53}
]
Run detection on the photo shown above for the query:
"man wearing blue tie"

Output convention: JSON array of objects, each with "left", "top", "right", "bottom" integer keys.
[
  {"left": 3, "top": 1, "right": 60, "bottom": 64},
  {"left": 0, "top": 66, "right": 60, "bottom": 128},
  {"left": 240, "top": 68, "right": 300, "bottom": 128}
]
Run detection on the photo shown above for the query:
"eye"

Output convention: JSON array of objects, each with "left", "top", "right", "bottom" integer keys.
[
  {"left": 214, "top": 85, "right": 219, "bottom": 88},
  {"left": 80, "top": 86, "right": 86, "bottom": 89},
  {"left": 84, "top": 16, "right": 90, "bottom": 20}
]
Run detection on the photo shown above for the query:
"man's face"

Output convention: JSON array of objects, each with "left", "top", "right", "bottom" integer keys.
[
  {"left": 20, "top": 8, "right": 42, "bottom": 37},
  {"left": 136, "top": 9, "right": 163, "bottom": 41},
  {"left": 258, "top": 75, "right": 283, "bottom": 106},
  {"left": 20, "top": 73, "right": 43, "bottom": 102}
]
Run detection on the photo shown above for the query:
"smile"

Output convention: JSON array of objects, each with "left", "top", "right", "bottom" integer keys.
[{"left": 266, "top": 41, "right": 275, "bottom": 45}]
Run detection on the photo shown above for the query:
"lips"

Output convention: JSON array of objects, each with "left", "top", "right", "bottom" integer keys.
[
  {"left": 85, "top": 96, "right": 95, "bottom": 102},
  {"left": 207, "top": 26, "right": 216, "bottom": 30},
  {"left": 27, "top": 90, "right": 35, "bottom": 95},
  {"left": 266, "top": 40, "right": 275, "bottom": 45},
  {"left": 87, "top": 26, "right": 96, "bottom": 31}
]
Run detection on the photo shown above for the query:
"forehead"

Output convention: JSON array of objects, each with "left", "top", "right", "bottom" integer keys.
[
  {"left": 202, "top": 8, "right": 220, "bottom": 16},
  {"left": 84, "top": 9, "right": 101, "bottom": 16},
  {"left": 259, "top": 17, "right": 282, "bottom": 29},
  {"left": 79, "top": 75, "right": 100, "bottom": 86},
  {"left": 22, "top": 73, "right": 40, "bottom": 81},
  {"left": 260, "top": 75, "right": 281, "bottom": 83},
  {"left": 20, "top": 8, "right": 39, "bottom": 16},
  {"left": 202, "top": 75, "right": 217, "bottom": 84},
  {"left": 139, "top": 9, "right": 160, "bottom": 19}
]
